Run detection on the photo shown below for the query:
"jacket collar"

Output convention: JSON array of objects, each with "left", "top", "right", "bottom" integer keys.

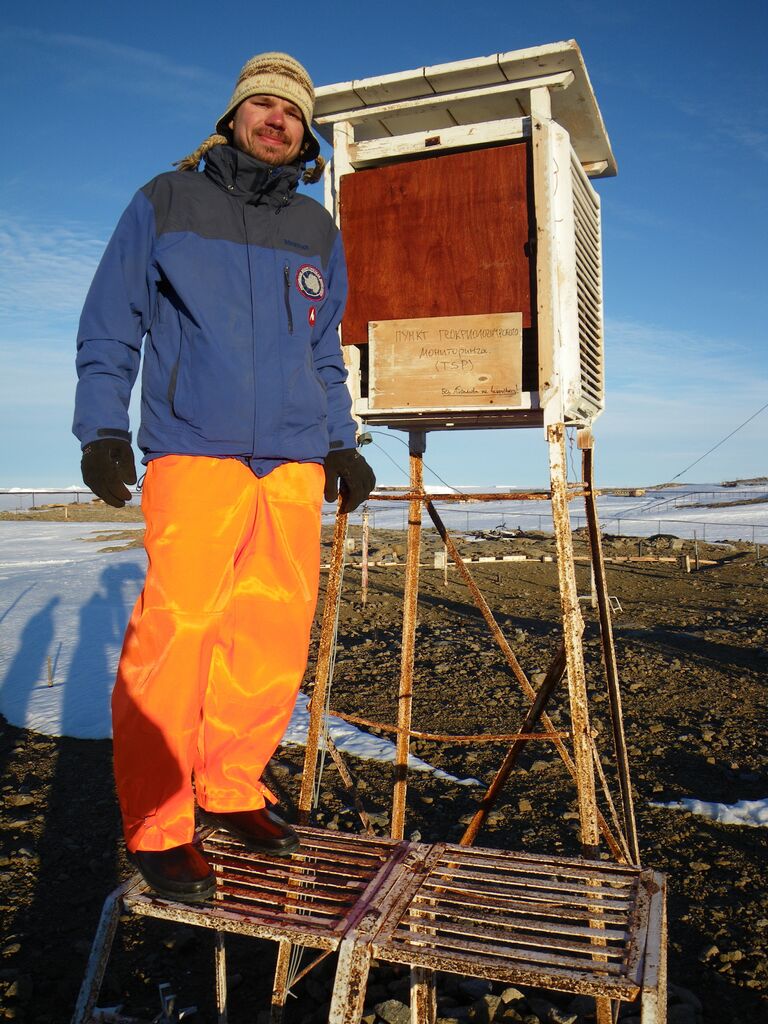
[{"left": 203, "top": 144, "right": 301, "bottom": 207}]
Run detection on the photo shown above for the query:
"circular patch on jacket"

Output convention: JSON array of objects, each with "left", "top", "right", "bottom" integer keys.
[{"left": 296, "top": 264, "right": 325, "bottom": 301}]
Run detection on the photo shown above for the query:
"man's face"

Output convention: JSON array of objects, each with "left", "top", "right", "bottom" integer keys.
[{"left": 229, "top": 95, "right": 305, "bottom": 166}]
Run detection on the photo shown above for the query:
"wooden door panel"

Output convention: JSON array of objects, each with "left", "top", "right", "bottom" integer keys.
[{"left": 339, "top": 142, "right": 534, "bottom": 346}]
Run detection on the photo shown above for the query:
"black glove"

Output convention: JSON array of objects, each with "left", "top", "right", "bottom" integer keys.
[
  {"left": 81, "top": 439, "right": 137, "bottom": 508},
  {"left": 323, "top": 448, "right": 376, "bottom": 514}
]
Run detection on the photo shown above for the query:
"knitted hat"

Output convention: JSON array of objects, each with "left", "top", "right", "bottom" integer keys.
[{"left": 216, "top": 52, "right": 320, "bottom": 162}]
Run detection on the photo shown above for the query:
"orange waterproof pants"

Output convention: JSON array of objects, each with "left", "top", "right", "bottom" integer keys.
[{"left": 112, "top": 456, "right": 324, "bottom": 852}]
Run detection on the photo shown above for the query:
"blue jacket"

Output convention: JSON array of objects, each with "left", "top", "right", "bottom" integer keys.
[{"left": 73, "top": 145, "right": 357, "bottom": 471}]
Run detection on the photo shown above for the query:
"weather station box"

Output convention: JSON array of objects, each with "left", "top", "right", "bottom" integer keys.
[{"left": 313, "top": 40, "right": 615, "bottom": 433}]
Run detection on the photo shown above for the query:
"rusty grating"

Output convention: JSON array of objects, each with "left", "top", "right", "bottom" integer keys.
[
  {"left": 122, "top": 827, "right": 404, "bottom": 950},
  {"left": 370, "top": 843, "right": 658, "bottom": 1001},
  {"left": 120, "top": 831, "right": 657, "bottom": 1001},
  {"left": 76, "top": 829, "right": 664, "bottom": 1022}
]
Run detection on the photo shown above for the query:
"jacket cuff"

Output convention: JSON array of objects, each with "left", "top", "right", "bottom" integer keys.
[
  {"left": 80, "top": 428, "right": 132, "bottom": 449},
  {"left": 329, "top": 424, "right": 359, "bottom": 451}
]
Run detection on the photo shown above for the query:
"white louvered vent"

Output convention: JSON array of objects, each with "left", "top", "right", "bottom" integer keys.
[{"left": 570, "top": 152, "right": 605, "bottom": 416}]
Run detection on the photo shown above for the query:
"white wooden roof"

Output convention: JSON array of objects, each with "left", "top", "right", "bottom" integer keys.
[{"left": 314, "top": 40, "right": 616, "bottom": 177}]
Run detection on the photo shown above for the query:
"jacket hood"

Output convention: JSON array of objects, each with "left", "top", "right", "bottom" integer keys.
[{"left": 203, "top": 144, "right": 301, "bottom": 206}]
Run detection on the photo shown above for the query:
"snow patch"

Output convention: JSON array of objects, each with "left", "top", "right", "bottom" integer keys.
[
  {"left": 0, "top": 522, "right": 479, "bottom": 786},
  {"left": 654, "top": 797, "right": 768, "bottom": 828}
]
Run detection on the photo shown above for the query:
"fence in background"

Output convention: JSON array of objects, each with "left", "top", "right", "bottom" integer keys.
[
  {"left": 3, "top": 489, "right": 767, "bottom": 545},
  {"left": 329, "top": 506, "right": 768, "bottom": 545},
  {"left": 641, "top": 488, "right": 768, "bottom": 512},
  {"left": 0, "top": 489, "right": 94, "bottom": 510}
]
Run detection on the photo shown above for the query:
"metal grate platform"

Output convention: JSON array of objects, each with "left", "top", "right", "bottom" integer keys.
[
  {"left": 122, "top": 827, "right": 409, "bottom": 951},
  {"left": 73, "top": 828, "right": 666, "bottom": 1024},
  {"left": 369, "top": 844, "right": 660, "bottom": 1000}
]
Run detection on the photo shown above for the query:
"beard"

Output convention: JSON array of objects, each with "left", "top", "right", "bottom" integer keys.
[{"left": 244, "top": 131, "right": 300, "bottom": 166}]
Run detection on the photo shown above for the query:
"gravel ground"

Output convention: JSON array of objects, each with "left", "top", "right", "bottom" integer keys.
[{"left": 1, "top": 525, "right": 766, "bottom": 1023}]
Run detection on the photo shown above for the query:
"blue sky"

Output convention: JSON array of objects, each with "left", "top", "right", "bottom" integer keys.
[{"left": 0, "top": 0, "right": 765, "bottom": 489}]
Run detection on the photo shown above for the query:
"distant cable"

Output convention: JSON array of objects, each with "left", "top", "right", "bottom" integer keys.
[
  {"left": 369, "top": 430, "right": 469, "bottom": 494},
  {"left": 614, "top": 398, "right": 768, "bottom": 520},
  {"left": 371, "top": 399, "right": 767, "bottom": 517},
  {"left": 369, "top": 439, "right": 409, "bottom": 481},
  {"left": 667, "top": 400, "right": 768, "bottom": 483}
]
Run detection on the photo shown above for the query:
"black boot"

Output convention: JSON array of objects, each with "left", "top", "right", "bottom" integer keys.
[
  {"left": 201, "top": 807, "right": 300, "bottom": 856},
  {"left": 130, "top": 843, "right": 216, "bottom": 902}
]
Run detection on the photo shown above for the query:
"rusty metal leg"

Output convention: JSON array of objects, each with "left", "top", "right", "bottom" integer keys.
[
  {"left": 640, "top": 875, "right": 668, "bottom": 1024},
  {"left": 391, "top": 432, "right": 425, "bottom": 840},
  {"left": 327, "top": 937, "right": 373, "bottom": 1024},
  {"left": 212, "top": 844, "right": 229, "bottom": 1023},
  {"left": 579, "top": 431, "right": 640, "bottom": 864},
  {"left": 591, "top": 997, "right": 614, "bottom": 1024},
  {"left": 270, "top": 939, "right": 293, "bottom": 1024},
  {"left": 70, "top": 883, "right": 127, "bottom": 1024},
  {"left": 547, "top": 423, "right": 600, "bottom": 857},
  {"left": 298, "top": 505, "right": 348, "bottom": 822},
  {"left": 410, "top": 966, "right": 436, "bottom": 1024},
  {"left": 214, "top": 931, "right": 228, "bottom": 1024},
  {"left": 549, "top": 424, "right": 612, "bottom": 1024},
  {"left": 408, "top": 849, "right": 438, "bottom": 1024}
]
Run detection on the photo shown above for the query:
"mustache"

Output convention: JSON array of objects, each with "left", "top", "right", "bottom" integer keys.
[{"left": 253, "top": 129, "right": 287, "bottom": 143}]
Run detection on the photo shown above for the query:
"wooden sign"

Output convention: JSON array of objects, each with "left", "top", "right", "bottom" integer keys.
[{"left": 368, "top": 313, "right": 523, "bottom": 413}]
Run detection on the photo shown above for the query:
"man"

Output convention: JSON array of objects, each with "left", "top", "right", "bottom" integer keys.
[{"left": 73, "top": 53, "right": 375, "bottom": 902}]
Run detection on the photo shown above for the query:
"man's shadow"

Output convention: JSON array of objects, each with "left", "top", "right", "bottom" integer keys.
[
  {"left": 2, "top": 560, "right": 172, "bottom": 1019},
  {"left": 0, "top": 594, "right": 60, "bottom": 740},
  {"left": 62, "top": 563, "right": 145, "bottom": 737}
]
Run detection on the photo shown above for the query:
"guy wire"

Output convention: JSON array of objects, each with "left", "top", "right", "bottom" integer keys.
[{"left": 369, "top": 430, "right": 470, "bottom": 494}]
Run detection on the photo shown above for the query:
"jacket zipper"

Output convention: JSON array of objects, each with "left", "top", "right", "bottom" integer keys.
[
  {"left": 283, "top": 263, "right": 294, "bottom": 335},
  {"left": 243, "top": 206, "right": 259, "bottom": 457}
]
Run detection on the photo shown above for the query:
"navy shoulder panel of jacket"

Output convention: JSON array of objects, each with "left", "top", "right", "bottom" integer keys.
[
  {"left": 73, "top": 148, "right": 357, "bottom": 464},
  {"left": 143, "top": 165, "right": 339, "bottom": 267}
]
